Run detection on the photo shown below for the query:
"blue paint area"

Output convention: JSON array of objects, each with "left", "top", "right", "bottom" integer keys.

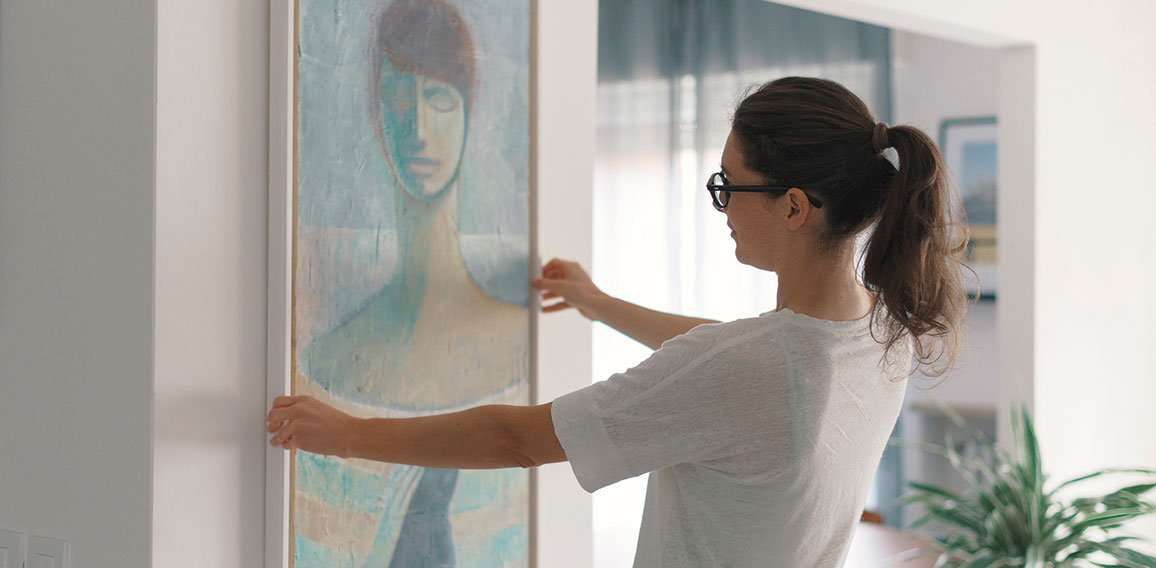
[
  {"left": 383, "top": 468, "right": 459, "bottom": 567},
  {"left": 296, "top": 451, "right": 389, "bottom": 513},
  {"left": 296, "top": 0, "right": 394, "bottom": 231},
  {"left": 459, "top": 236, "right": 530, "bottom": 306},
  {"left": 296, "top": 534, "right": 358, "bottom": 568}
]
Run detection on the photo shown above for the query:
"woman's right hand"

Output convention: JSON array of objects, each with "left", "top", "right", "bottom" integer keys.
[{"left": 531, "top": 258, "right": 606, "bottom": 320}]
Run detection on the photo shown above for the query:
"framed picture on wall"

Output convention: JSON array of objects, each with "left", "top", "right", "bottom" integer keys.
[
  {"left": 266, "top": 1, "right": 537, "bottom": 566},
  {"left": 940, "top": 117, "right": 997, "bottom": 300}
]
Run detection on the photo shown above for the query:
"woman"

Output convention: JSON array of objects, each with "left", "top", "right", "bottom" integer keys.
[{"left": 270, "top": 76, "right": 969, "bottom": 567}]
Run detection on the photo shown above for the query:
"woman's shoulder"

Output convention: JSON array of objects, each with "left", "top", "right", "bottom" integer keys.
[
  {"left": 671, "top": 309, "right": 888, "bottom": 366},
  {"left": 666, "top": 313, "right": 784, "bottom": 347},
  {"left": 656, "top": 307, "right": 886, "bottom": 366},
  {"left": 638, "top": 310, "right": 908, "bottom": 394},
  {"left": 676, "top": 309, "right": 868, "bottom": 343},
  {"left": 649, "top": 314, "right": 794, "bottom": 371}
]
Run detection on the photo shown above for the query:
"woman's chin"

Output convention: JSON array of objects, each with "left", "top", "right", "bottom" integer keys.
[
  {"left": 733, "top": 246, "right": 765, "bottom": 269},
  {"left": 733, "top": 246, "right": 748, "bottom": 264}
]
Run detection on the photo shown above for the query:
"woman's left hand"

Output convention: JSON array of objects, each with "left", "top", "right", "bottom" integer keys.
[{"left": 266, "top": 395, "right": 361, "bottom": 458}]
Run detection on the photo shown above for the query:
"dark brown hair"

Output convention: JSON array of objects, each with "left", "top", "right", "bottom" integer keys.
[
  {"left": 373, "top": 0, "right": 476, "bottom": 107},
  {"left": 732, "top": 77, "right": 972, "bottom": 377}
]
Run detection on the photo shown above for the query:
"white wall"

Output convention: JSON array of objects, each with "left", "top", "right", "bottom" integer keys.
[
  {"left": 533, "top": 2, "right": 599, "bottom": 568},
  {"left": 0, "top": 1, "right": 156, "bottom": 566},
  {"left": 1030, "top": 7, "right": 1156, "bottom": 541},
  {"left": 153, "top": 0, "right": 269, "bottom": 565}
]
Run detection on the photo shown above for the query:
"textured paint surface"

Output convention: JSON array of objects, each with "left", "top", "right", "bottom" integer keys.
[{"left": 292, "top": 1, "right": 530, "bottom": 566}]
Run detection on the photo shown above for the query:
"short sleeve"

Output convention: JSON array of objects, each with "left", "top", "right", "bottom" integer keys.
[{"left": 551, "top": 323, "right": 785, "bottom": 493}]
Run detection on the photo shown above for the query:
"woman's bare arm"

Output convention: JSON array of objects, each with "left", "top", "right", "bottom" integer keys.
[
  {"left": 532, "top": 258, "right": 718, "bottom": 350},
  {"left": 267, "top": 395, "right": 567, "bottom": 469},
  {"left": 581, "top": 294, "right": 719, "bottom": 350}
]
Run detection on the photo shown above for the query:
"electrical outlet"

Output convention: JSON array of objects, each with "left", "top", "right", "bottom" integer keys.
[
  {"left": 0, "top": 530, "right": 25, "bottom": 568},
  {"left": 27, "top": 535, "right": 67, "bottom": 568}
]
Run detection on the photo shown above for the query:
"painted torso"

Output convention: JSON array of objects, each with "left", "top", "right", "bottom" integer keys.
[{"left": 303, "top": 183, "right": 527, "bottom": 410}]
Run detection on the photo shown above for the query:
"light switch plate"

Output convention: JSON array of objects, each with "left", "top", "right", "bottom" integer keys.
[
  {"left": 27, "top": 535, "right": 68, "bottom": 568},
  {"left": 0, "top": 530, "right": 25, "bottom": 568}
]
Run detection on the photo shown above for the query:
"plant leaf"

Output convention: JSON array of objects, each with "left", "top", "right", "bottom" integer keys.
[
  {"left": 908, "top": 480, "right": 968, "bottom": 502},
  {"left": 1098, "top": 543, "right": 1156, "bottom": 568},
  {"left": 1052, "top": 468, "right": 1156, "bottom": 496},
  {"left": 1071, "top": 508, "right": 1155, "bottom": 534},
  {"left": 958, "top": 549, "right": 1000, "bottom": 568}
]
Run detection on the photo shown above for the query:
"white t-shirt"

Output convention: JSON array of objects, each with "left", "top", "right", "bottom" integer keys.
[{"left": 551, "top": 308, "right": 913, "bottom": 567}]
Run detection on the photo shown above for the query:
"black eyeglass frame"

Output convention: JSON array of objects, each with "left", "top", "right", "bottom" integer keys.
[{"left": 705, "top": 171, "right": 823, "bottom": 211}]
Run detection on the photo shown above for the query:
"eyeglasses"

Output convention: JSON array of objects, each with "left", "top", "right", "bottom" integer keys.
[{"left": 705, "top": 171, "right": 823, "bottom": 211}]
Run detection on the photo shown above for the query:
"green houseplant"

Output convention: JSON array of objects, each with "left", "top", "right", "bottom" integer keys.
[{"left": 894, "top": 406, "right": 1156, "bottom": 567}]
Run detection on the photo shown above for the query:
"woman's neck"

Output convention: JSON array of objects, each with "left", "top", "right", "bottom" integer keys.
[{"left": 774, "top": 249, "right": 875, "bottom": 321}]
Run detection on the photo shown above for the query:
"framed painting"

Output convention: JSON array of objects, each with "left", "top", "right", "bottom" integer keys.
[
  {"left": 940, "top": 117, "right": 997, "bottom": 300},
  {"left": 267, "top": 1, "right": 537, "bottom": 566}
]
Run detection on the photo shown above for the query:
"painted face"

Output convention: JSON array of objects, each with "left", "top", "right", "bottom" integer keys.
[{"left": 378, "top": 57, "right": 467, "bottom": 200}]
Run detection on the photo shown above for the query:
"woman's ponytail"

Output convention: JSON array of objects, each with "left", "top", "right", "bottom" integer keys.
[
  {"left": 732, "top": 77, "right": 972, "bottom": 377},
  {"left": 862, "top": 125, "right": 971, "bottom": 377}
]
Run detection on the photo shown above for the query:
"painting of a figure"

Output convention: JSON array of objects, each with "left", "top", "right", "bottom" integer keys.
[{"left": 291, "top": 0, "right": 531, "bottom": 566}]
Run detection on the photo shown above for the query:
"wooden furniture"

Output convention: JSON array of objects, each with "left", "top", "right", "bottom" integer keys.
[{"left": 844, "top": 522, "right": 937, "bottom": 567}]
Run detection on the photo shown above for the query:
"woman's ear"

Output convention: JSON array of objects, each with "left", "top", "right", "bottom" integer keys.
[{"left": 783, "top": 188, "right": 813, "bottom": 230}]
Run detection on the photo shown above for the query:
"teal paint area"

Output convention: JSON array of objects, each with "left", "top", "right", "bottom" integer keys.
[
  {"left": 295, "top": 534, "right": 357, "bottom": 568},
  {"left": 296, "top": 452, "right": 389, "bottom": 513}
]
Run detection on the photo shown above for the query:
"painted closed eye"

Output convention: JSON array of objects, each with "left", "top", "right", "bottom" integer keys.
[{"left": 424, "top": 87, "right": 460, "bottom": 113}]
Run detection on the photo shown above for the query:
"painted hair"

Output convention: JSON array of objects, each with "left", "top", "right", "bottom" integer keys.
[
  {"left": 373, "top": 0, "right": 476, "bottom": 108},
  {"left": 732, "top": 77, "right": 972, "bottom": 377}
]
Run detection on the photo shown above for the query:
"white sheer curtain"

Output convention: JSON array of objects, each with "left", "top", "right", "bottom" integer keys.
[{"left": 592, "top": 1, "right": 893, "bottom": 564}]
